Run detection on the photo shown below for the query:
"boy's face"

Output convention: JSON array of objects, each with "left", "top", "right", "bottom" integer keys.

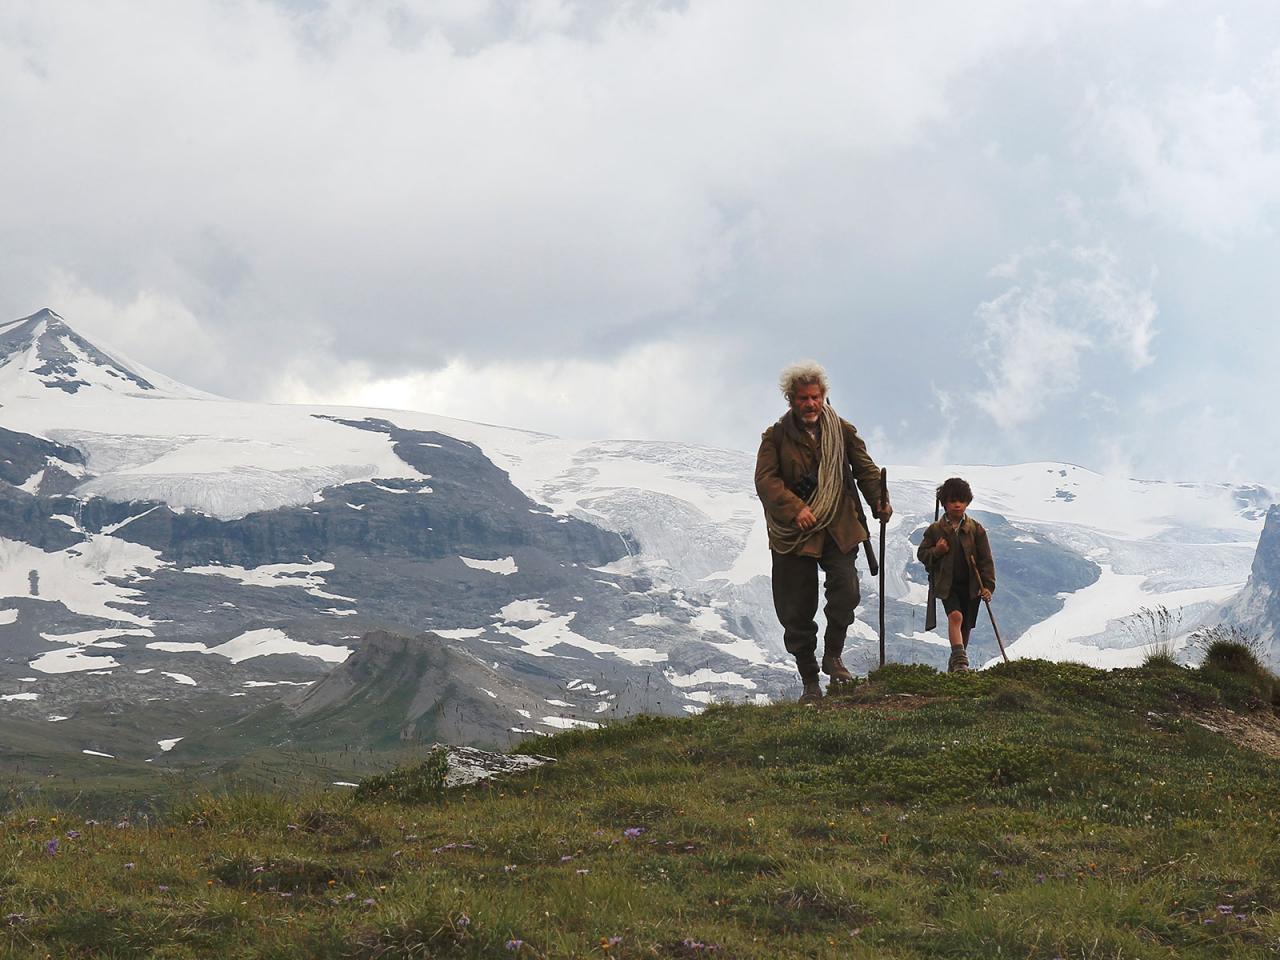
[{"left": 944, "top": 497, "right": 970, "bottom": 522}]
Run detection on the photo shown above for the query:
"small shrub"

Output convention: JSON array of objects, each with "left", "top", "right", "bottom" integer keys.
[
  {"left": 1140, "top": 650, "right": 1182, "bottom": 671},
  {"left": 354, "top": 746, "right": 450, "bottom": 804}
]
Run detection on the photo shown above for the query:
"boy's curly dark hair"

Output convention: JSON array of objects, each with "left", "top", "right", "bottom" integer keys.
[{"left": 936, "top": 477, "right": 973, "bottom": 504}]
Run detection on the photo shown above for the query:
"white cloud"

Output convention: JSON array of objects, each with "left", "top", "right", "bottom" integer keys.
[{"left": 973, "top": 245, "right": 1157, "bottom": 429}]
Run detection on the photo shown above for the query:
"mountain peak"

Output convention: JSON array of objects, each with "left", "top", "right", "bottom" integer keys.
[{"left": 0, "top": 308, "right": 161, "bottom": 397}]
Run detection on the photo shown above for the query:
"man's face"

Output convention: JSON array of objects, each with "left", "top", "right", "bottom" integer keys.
[{"left": 790, "top": 382, "right": 825, "bottom": 426}]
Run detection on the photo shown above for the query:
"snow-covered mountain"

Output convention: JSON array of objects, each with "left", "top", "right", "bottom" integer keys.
[{"left": 0, "top": 308, "right": 1274, "bottom": 761}]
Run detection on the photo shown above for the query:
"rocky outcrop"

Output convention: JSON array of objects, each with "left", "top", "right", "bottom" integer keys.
[{"left": 1227, "top": 504, "right": 1280, "bottom": 664}]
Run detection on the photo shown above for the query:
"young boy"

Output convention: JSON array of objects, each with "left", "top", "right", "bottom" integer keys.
[{"left": 917, "top": 477, "right": 996, "bottom": 672}]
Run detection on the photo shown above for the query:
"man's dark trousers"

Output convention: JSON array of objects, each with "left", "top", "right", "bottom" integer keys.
[{"left": 771, "top": 533, "right": 860, "bottom": 680}]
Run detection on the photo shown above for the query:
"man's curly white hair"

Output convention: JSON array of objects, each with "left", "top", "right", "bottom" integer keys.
[{"left": 778, "top": 360, "right": 830, "bottom": 401}]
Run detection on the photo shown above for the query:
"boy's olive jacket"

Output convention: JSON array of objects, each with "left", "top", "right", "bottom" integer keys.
[
  {"left": 754, "top": 411, "right": 886, "bottom": 558},
  {"left": 917, "top": 516, "right": 996, "bottom": 601}
]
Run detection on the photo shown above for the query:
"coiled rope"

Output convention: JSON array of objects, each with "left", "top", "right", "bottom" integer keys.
[{"left": 766, "top": 402, "right": 846, "bottom": 554}]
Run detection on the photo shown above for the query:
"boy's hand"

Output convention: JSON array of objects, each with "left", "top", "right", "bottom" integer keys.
[
  {"left": 934, "top": 538, "right": 950, "bottom": 555},
  {"left": 795, "top": 505, "right": 818, "bottom": 530},
  {"left": 980, "top": 587, "right": 992, "bottom": 602}
]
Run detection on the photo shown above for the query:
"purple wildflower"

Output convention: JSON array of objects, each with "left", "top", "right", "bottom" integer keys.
[
  {"left": 576, "top": 868, "right": 590, "bottom": 875},
  {"left": 505, "top": 939, "right": 525, "bottom": 951},
  {"left": 362, "top": 898, "right": 376, "bottom": 907},
  {"left": 157, "top": 885, "right": 170, "bottom": 892},
  {"left": 65, "top": 830, "right": 81, "bottom": 840},
  {"left": 1217, "top": 905, "right": 1233, "bottom": 915},
  {"left": 123, "top": 862, "right": 135, "bottom": 870},
  {"left": 560, "top": 855, "right": 574, "bottom": 862},
  {"left": 623, "top": 827, "right": 645, "bottom": 838},
  {"left": 456, "top": 914, "right": 471, "bottom": 928},
  {"left": 44, "top": 839, "right": 58, "bottom": 856},
  {"left": 609, "top": 936, "right": 623, "bottom": 946}
]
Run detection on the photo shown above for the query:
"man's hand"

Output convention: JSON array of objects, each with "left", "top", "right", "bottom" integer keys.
[
  {"left": 877, "top": 503, "right": 893, "bottom": 522},
  {"left": 980, "top": 587, "right": 992, "bottom": 602},
  {"left": 934, "top": 538, "right": 950, "bottom": 555},
  {"left": 795, "top": 505, "right": 818, "bottom": 531}
]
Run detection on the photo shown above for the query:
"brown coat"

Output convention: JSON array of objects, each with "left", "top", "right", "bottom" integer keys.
[
  {"left": 917, "top": 515, "right": 996, "bottom": 600},
  {"left": 754, "top": 411, "right": 886, "bottom": 558}
]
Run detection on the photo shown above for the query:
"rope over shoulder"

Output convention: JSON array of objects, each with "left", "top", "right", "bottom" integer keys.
[{"left": 766, "top": 403, "right": 845, "bottom": 554}]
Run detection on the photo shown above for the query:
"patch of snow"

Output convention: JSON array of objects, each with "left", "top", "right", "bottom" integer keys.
[
  {"left": 683, "top": 691, "right": 716, "bottom": 704},
  {"left": 539, "top": 716, "right": 601, "bottom": 730},
  {"left": 82, "top": 749, "right": 115, "bottom": 758},
  {"left": 545, "top": 698, "right": 574, "bottom": 707},
  {"left": 0, "top": 535, "right": 164, "bottom": 626},
  {"left": 333, "top": 781, "right": 359, "bottom": 787},
  {"left": 493, "top": 599, "right": 666, "bottom": 664},
  {"left": 182, "top": 561, "right": 355, "bottom": 603},
  {"left": 30, "top": 647, "right": 122, "bottom": 674},
  {"left": 243, "top": 679, "right": 313, "bottom": 687},
  {"left": 17, "top": 468, "right": 45, "bottom": 493},
  {"left": 0, "top": 609, "right": 17, "bottom": 625},
  {"left": 434, "top": 628, "right": 485, "bottom": 640},
  {"left": 157, "top": 737, "right": 183, "bottom": 751},
  {"left": 460, "top": 556, "right": 518, "bottom": 575},
  {"left": 664, "top": 668, "right": 758, "bottom": 690},
  {"left": 161, "top": 672, "right": 197, "bottom": 686},
  {"left": 479, "top": 687, "right": 498, "bottom": 699},
  {"left": 1, "top": 692, "right": 38, "bottom": 702},
  {"left": 1000, "top": 563, "right": 1245, "bottom": 668},
  {"left": 207, "top": 628, "right": 351, "bottom": 664},
  {"left": 41, "top": 627, "right": 152, "bottom": 647},
  {"left": 48, "top": 715, "right": 69, "bottom": 722},
  {"left": 147, "top": 642, "right": 209, "bottom": 654}
]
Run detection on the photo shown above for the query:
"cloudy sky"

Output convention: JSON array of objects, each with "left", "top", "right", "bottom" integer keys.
[{"left": 3, "top": 1, "right": 1278, "bottom": 485}]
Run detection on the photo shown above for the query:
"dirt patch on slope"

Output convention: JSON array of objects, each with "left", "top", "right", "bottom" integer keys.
[{"left": 1194, "top": 708, "right": 1280, "bottom": 760}]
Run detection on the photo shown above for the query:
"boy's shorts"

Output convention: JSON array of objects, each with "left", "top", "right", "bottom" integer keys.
[{"left": 942, "top": 592, "right": 980, "bottom": 631}]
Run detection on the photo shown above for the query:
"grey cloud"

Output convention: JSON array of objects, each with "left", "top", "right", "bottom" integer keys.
[{"left": 2, "top": 0, "right": 1279, "bottom": 484}]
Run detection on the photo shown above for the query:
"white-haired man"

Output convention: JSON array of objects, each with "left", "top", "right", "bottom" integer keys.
[{"left": 754, "top": 360, "right": 891, "bottom": 704}]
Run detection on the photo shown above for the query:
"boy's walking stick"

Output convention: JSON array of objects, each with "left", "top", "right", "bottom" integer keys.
[
  {"left": 878, "top": 467, "right": 887, "bottom": 668},
  {"left": 924, "top": 494, "right": 939, "bottom": 631},
  {"left": 967, "top": 552, "right": 1010, "bottom": 663}
]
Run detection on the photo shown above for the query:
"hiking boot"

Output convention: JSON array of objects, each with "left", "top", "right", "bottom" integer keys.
[
  {"left": 947, "top": 646, "right": 970, "bottom": 673},
  {"left": 822, "top": 653, "right": 854, "bottom": 683},
  {"left": 798, "top": 679, "right": 824, "bottom": 705}
]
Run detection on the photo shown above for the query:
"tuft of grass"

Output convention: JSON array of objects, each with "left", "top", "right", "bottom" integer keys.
[{"left": 353, "top": 745, "right": 451, "bottom": 804}]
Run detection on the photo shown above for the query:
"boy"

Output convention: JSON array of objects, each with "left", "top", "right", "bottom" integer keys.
[{"left": 916, "top": 477, "right": 995, "bottom": 672}]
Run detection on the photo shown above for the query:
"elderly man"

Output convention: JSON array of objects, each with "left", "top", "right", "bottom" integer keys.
[{"left": 754, "top": 360, "right": 891, "bottom": 704}]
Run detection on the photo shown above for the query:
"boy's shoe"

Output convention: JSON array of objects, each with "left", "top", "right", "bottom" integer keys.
[
  {"left": 822, "top": 654, "right": 854, "bottom": 683},
  {"left": 947, "top": 646, "right": 970, "bottom": 673},
  {"left": 799, "top": 680, "right": 824, "bottom": 705}
]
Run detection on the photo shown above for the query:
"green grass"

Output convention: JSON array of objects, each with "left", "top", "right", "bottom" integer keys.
[{"left": 2, "top": 658, "right": 1278, "bottom": 958}]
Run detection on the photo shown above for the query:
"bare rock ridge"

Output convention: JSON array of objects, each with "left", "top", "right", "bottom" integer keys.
[{"left": 1227, "top": 504, "right": 1280, "bottom": 658}]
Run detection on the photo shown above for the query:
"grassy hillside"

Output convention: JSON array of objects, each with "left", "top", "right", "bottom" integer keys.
[{"left": 2, "top": 654, "right": 1278, "bottom": 959}]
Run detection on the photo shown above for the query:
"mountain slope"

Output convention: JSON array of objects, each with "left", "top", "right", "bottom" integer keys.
[{"left": 1, "top": 308, "right": 1276, "bottom": 766}]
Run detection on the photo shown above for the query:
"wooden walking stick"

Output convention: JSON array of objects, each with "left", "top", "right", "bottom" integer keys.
[
  {"left": 878, "top": 467, "right": 887, "bottom": 668},
  {"left": 924, "top": 493, "right": 940, "bottom": 632},
  {"left": 967, "top": 551, "right": 1010, "bottom": 663}
]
